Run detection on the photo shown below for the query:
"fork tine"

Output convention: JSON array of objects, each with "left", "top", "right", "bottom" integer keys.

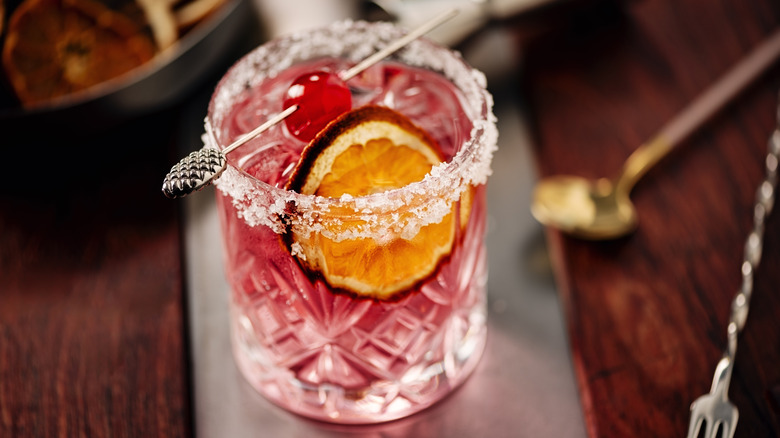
[
  {"left": 722, "top": 422, "right": 735, "bottom": 438},
  {"left": 726, "top": 410, "right": 739, "bottom": 438},
  {"left": 704, "top": 418, "right": 715, "bottom": 438},
  {"left": 686, "top": 414, "right": 703, "bottom": 438},
  {"left": 714, "top": 420, "right": 725, "bottom": 438}
]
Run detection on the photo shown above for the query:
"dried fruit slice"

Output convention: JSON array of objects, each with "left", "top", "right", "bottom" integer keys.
[
  {"left": 285, "top": 105, "right": 459, "bottom": 300},
  {"left": 2, "top": 0, "right": 156, "bottom": 106},
  {"left": 137, "top": 0, "right": 177, "bottom": 51},
  {"left": 174, "top": 0, "right": 225, "bottom": 29}
]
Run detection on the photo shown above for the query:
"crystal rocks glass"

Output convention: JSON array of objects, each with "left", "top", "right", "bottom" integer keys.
[{"left": 205, "top": 20, "right": 497, "bottom": 424}]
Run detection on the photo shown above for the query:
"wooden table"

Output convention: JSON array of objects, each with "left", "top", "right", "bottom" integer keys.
[
  {"left": 3, "top": 0, "right": 780, "bottom": 436},
  {"left": 0, "top": 112, "right": 192, "bottom": 436},
  {"left": 521, "top": 0, "right": 780, "bottom": 436},
  {"left": 0, "top": 1, "right": 255, "bottom": 435}
]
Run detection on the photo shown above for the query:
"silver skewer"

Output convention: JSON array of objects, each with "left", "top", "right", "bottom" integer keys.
[
  {"left": 339, "top": 8, "right": 459, "bottom": 82},
  {"left": 162, "top": 9, "right": 459, "bottom": 199},
  {"left": 224, "top": 105, "right": 299, "bottom": 156}
]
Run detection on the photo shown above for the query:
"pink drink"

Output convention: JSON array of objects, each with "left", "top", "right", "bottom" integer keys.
[{"left": 207, "top": 21, "right": 497, "bottom": 423}]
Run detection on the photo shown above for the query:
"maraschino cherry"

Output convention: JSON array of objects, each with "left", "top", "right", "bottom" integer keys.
[{"left": 283, "top": 71, "right": 352, "bottom": 142}]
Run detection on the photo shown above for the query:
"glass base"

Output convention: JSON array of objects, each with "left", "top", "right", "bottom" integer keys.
[{"left": 230, "top": 301, "right": 487, "bottom": 424}]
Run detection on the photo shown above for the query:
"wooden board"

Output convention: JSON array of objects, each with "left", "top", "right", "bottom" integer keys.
[
  {"left": 0, "top": 114, "right": 191, "bottom": 436},
  {"left": 522, "top": 0, "right": 780, "bottom": 436}
]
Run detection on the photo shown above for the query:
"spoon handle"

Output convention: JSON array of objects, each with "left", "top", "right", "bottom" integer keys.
[{"left": 619, "top": 27, "right": 780, "bottom": 190}]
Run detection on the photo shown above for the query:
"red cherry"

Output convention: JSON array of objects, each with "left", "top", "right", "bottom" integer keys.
[{"left": 283, "top": 71, "right": 352, "bottom": 142}]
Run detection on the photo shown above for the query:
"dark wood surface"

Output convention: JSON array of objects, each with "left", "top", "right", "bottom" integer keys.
[
  {"left": 0, "top": 114, "right": 192, "bottom": 437},
  {"left": 522, "top": 0, "right": 780, "bottom": 436},
  {"left": 0, "top": 3, "right": 257, "bottom": 431},
  {"left": 5, "top": 1, "right": 780, "bottom": 436}
]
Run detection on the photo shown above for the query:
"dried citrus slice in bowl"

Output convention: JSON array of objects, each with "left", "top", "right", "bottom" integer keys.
[
  {"left": 285, "top": 105, "right": 462, "bottom": 301},
  {"left": 2, "top": 0, "right": 156, "bottom": 107}
]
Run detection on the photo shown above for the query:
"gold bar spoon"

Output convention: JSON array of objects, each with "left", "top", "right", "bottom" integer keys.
[{"left": 531, "top": 28, "right": 780, "bottom": 240}]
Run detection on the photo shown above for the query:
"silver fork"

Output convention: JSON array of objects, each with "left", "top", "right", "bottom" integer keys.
[
  {"left": 686, "top": 346, "right": 739, "bottom": 438},
  {"left": 686, "top": 108, "right": 779, "bottom": 437}
]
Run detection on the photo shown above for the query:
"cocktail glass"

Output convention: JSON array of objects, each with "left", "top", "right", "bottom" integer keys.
[{"left": 205, "top": 19, "right": 497, "bottom": 424}]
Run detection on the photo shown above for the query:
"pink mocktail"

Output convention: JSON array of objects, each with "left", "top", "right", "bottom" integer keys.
[{"left": 207, "top": 21, "right": 497, "bottom": 423}]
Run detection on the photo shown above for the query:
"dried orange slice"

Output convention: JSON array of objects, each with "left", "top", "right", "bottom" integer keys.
[
  {"left": 174, "top": 0, "right": 225, "bottom": 29},
  {"left": 286, "top": 105, "right": 459, "bottom": 300},
  {"left": 2, "top": 0, "right": 156, "bottom": 106},
  {"left": 137, "top": 0, "right": 177, "bottom": 51}
]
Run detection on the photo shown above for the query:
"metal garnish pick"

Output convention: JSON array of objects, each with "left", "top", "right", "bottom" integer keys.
[{"left": 161, "top": 8, "right": 459, "bottom": 199}]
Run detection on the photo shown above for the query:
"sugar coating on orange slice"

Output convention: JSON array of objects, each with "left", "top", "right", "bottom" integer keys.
[
  {"left": 286, "top": 105, "right": 462, "bottom": 300},
  {"left": 2, "top": 0, "right": 156, "bottom": 106}
]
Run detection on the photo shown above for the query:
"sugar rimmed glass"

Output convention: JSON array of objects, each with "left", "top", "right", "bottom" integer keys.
[{"left": 205, "top": 20, "right": 497, "bottom": 424}]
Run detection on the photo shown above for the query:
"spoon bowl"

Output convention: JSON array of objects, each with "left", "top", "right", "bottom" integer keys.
[{"left": 532, "top": 175, "right": 637, "bottom": 240}]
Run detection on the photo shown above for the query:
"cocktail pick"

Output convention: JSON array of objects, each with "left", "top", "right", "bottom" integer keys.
[{"left": 162, "top": 8, "right": 459, "bottom": 199}]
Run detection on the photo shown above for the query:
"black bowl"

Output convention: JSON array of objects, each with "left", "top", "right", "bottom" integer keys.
[{"left": 0, "top": 0, "right": 255, "bottom": 144}]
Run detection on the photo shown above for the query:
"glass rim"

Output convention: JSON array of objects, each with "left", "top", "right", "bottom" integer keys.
[{"left": 207, "top": 19, "right": 497, "bottom": 238}]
